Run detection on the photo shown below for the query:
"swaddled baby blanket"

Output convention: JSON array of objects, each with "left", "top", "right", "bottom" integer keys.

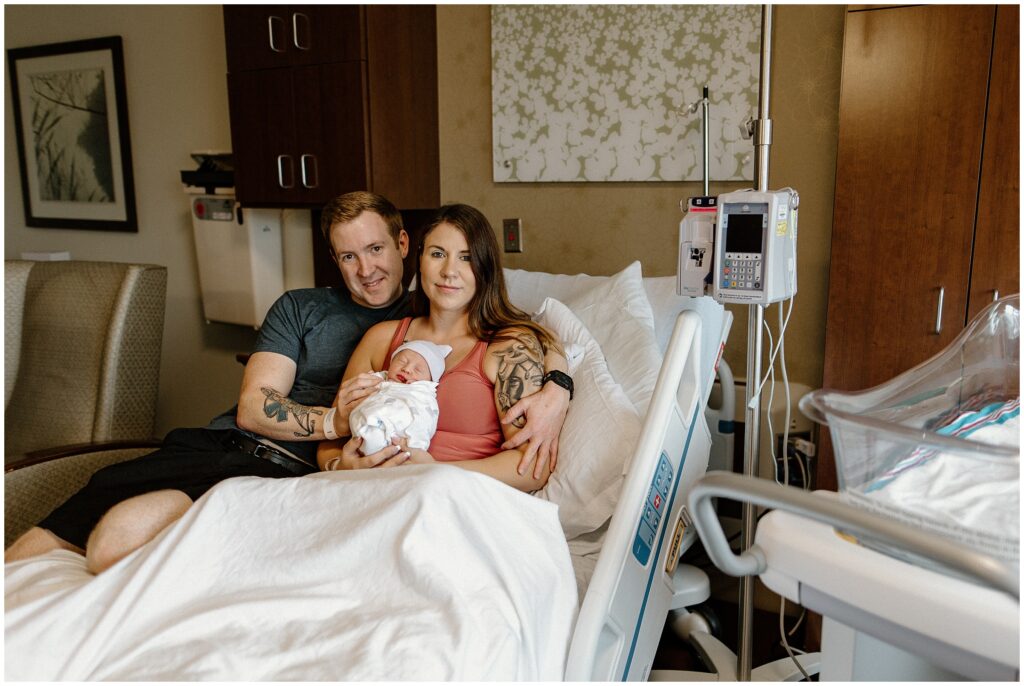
[{"left": 350, "top": 372, "right": 440, "bottom": 454}]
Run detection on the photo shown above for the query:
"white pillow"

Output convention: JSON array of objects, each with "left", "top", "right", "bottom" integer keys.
[
  {"left": 504, "top": 267, "right": 612, "bottom": 315},
  {"left": 504, "top": 261, "right": 658, "bottom": 338},
  {"left": 642, "top": 275, "right": 730, "bottom": 402},
  {"left": 533, "top": 297, "right": 642, "bottom": 539},
  {"left": 560, "top": 262, "right": 662, "bottom": 415}
]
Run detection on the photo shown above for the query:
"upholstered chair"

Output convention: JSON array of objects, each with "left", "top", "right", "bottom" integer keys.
[{"left": 5, "top": 260, "right": 167, "bottom": 545}]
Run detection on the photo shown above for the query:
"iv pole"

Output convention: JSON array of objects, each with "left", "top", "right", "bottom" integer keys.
[
  {"left": 701, "top": 85, "right": 710, "bottom": 197},
  {"left": 737, "top": 4, "right": 773, "bottom": 681}
]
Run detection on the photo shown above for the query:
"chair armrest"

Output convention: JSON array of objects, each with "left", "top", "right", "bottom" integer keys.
[
  {"left": 6, "top": 440, "right": 161, "bottom": 473},
  {"left": 6, "top": 439, "right": 163, "bottom": 473},
  {"left": 5, "top": 441, "right": 161, "bottom": 547}
]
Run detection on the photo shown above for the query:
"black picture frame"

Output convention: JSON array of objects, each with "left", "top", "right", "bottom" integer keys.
[{"left": 8, "top": 36, "right": 137, "bottom": 231}]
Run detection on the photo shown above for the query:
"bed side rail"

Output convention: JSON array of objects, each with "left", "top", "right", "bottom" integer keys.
[
  {"left": 566, "top": 310, "right": 705, "bottom": 681},
  {"left": 687, "top": 471, "right": 1019, "bottom": 599}
]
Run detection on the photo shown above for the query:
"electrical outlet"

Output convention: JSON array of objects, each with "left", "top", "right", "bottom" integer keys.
[{"left": 502, "top": 218, "right": 523, "bottom": 253}]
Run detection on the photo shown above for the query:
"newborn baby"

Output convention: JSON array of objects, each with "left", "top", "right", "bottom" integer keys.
[{"left": 349, "top": 340, "right": 452, "bottom": 455}]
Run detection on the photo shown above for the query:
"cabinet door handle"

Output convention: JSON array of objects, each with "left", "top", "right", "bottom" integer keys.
[
  {"left": 292, "top": 12, "right": 311, "bottom": 50},
  {"left": 993, "top": 289, "right": 1000, "bottom": 302},
  {"left": 268, "top": 15, "right": 286, "bottom": 52},
  {"left": 277, "top": 154, "right": 295, "bottom": 189},
  {"left": 300, "top": 154, "right": 319, "bottom": 189},
  {"left": 932, "top": 286, "right": 945, "bottom": 335}
]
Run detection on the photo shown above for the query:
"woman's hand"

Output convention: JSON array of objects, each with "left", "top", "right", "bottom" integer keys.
[
  {"left": 501, "top": 381, "right": 570, "bottom": 478},
  {"left": 330, "top": 373, "right": 384, "bottom": 434},
  {"left": 321, "top": 436, "right": 411, "bottom": 471},
  {"left": 391, "top": 437, "right": 435, "bottom": 464},
  {"left": 406, "top": 448, "right": 435, "bottom": 464}
]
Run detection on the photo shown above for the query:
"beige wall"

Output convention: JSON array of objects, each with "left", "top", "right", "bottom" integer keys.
[
  {"left": 437, "top": 5, "right": 846, "bottom": 388},
  {"left": 4, "top": 5, "right": 251, "bottom": 434},
  {"left": 5, "top": 5, "right": 846, "bottom": 438}
]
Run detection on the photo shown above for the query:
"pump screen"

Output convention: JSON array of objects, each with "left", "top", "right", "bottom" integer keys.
[{"left": 724, "top": 212, "right": 764, "bottom": 254}]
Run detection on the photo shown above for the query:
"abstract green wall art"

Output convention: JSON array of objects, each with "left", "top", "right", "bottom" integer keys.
[{"left": 492, "top": 5, "right": 760, "bottom": 183}]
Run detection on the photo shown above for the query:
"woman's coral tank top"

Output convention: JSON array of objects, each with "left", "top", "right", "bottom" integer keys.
[{"left": 385, "top": 318, "right": 502, "bottom": 461}]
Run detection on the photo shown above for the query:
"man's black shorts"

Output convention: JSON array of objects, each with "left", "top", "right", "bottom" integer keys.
[{"left": 38, "top": 427, "right": 314, "bottom": 549}]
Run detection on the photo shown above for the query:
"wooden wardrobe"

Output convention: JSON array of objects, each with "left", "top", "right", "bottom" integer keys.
[{"left": 817, "top": 5, "right": 1019, "bottom": 491}]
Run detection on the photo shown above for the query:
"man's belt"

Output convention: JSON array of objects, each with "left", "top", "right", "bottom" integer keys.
[{"left": 228, "top": 432, "right": 317, "bottom": 476}]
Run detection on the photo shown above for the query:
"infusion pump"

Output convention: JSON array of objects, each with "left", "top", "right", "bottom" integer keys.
[{"left": 677, "top": 189, "right": 799, "bottom": 305}]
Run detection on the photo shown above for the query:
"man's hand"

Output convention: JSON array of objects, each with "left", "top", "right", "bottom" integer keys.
[
  {"left": 501, "top": 382, "right": 570, "bottom": 478},
  {"left": 331, "top": 373, "right": 384, "bottom": 435},
  {"left": 323, "top": 437, "right": 410, "bottom": 471}
]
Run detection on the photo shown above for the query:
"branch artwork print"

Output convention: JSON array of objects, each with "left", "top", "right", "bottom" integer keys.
[{"left": 30, "top": 68, "right": 114, "bottom": 203}]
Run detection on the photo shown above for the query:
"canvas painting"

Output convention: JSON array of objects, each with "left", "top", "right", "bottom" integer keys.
[{"left": 492, "top": 5, "right": 760, "bottom": 183}]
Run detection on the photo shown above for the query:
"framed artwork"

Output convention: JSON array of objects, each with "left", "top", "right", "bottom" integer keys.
[
  {"left": 492, "top": 5, "right": 760, "bottom": 183},
  {"left": 8, "top": 36, "right": 137, "bottom": 231}
]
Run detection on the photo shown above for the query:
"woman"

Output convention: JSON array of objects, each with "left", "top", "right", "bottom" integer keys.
[{"left": 318, "top": 204, "right": 563, "bottom": 492}]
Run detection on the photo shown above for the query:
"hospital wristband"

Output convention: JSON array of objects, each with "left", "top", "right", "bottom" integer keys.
[{"left": 323, "top": 407, "right": 339, "bottom": 440}]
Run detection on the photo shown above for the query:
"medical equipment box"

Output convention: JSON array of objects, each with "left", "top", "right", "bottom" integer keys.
[
  {"left": 183, "top": 153, "right": 286, "bottom": 329},
  {"left": 801, "top": 295, "right": 1020, "bottom": 566},
  {"left": 712, "top": 189, "right": 798, "bottom": 305}
]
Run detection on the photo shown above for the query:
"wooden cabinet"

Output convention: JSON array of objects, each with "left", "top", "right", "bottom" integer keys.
[
  {"left": 817, "top": 5, "right": 1019, "bottom": 490},
  {"left": 969, "top": 5, "right": 1020, "bottom": 321},
  {"left": 227, "top": 62, "right": 367, "bottom": 206},
  {"left": 223, "top": 5, "right": 439, "bottom": 210},
  {"left": 224, "top": 6, "right": 364, "bottom": 70}
]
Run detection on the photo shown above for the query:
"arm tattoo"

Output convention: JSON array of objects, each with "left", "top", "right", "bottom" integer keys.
[
  {"left": 261, "top": 387, "right": 323, "bottom": 437},
  {"left": 494, "top": 335, "right": 544, "bottom": 428}
]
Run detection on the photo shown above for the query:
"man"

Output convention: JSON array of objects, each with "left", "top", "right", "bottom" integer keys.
[{"left": 6, "top": 192, "right": 570, "bottom": 570}]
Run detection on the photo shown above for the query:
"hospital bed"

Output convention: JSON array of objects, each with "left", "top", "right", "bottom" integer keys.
[
  {"left": 4, "top": 262, "right": 734, "bottom": 680},
  {"left": 689, "top": 295, "right": 1020, "bottom": 681}
]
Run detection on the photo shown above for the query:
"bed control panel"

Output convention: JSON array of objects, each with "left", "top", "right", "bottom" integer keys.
[{"left": 632, "top": 452, "right": 674, "bottom": 565}]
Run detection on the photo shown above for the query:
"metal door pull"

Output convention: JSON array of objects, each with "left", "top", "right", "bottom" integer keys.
[{"left": 932, "top": 286, "right": 945, "bottom": 334}]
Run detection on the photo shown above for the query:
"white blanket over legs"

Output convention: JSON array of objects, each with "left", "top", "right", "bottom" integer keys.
[{"left": 5, "top": 466, "right": 578, "bottom": 680}]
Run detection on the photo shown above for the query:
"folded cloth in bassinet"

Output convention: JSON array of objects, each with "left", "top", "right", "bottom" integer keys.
[{"left": 850, "top": 400, "right": 1020, "bottom": 563}]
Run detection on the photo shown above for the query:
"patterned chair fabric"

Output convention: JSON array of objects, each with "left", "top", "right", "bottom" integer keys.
[
  {"left": 4, "top": 260, "right": 167, "bottom": 461},
  {"left": 4, "top": 447, "right": 156, "bottom": 547}
]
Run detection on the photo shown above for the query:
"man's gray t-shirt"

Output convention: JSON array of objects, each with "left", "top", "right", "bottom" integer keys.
[{"left": 208, "top": 286, "right": 412, "bottom": 462}]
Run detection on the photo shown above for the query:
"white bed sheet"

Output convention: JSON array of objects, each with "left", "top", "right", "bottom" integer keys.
[{"left": 5, "top": 466, "right": 578, "bottom": 681}]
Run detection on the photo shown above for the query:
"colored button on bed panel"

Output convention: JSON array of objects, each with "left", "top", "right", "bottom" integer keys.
[{"left": 643, "top": 503, "right": 660, "bottom": 529}]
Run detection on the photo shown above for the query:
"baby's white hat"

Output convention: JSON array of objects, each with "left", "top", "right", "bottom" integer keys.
[{"left": 391, "top": 340, "right": 452, "bottom": 382}]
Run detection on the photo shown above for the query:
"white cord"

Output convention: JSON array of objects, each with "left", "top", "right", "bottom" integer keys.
[
  {"left": 779, "top": 300, "right": 792, "bottom": 487},
  {"left": 778, "top": 597, "right": 811, "bottom": 680},
  {"left": 795, "top": 449, "right": 809, "bottom": 490},
  {"left": 761, "top": 315, "right": 777, "bottom": 479},
  {"left": 788, "top": 608, "right": 807, "bottom": 636},
  {"left": 748, "top": 297, "right": 795, "bottom": 405}
]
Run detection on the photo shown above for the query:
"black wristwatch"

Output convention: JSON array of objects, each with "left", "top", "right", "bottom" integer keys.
[{"left": 542, "top": 370, "right": 574, "bottom": 400}]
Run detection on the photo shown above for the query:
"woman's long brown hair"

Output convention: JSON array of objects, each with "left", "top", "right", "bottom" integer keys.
[{"left": 412, "top": 204, "right": 562, "bottom": 355}]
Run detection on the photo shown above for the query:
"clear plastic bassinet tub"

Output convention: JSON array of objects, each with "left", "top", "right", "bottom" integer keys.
[{"left": 800, "top": 295, "right": 1020, "bottom": 568}]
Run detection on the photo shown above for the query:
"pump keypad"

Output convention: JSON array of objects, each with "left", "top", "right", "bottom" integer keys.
[{"left": 723, "top": 254, "right": 762, "bottom": 290}]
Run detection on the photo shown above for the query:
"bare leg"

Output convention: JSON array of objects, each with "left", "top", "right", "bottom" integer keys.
[
  {"left": 5, "top": 527, "right": 84, "bottom": 562},
  {"left": 85, "top": 489, "right": 193, "bottom": 575}
]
